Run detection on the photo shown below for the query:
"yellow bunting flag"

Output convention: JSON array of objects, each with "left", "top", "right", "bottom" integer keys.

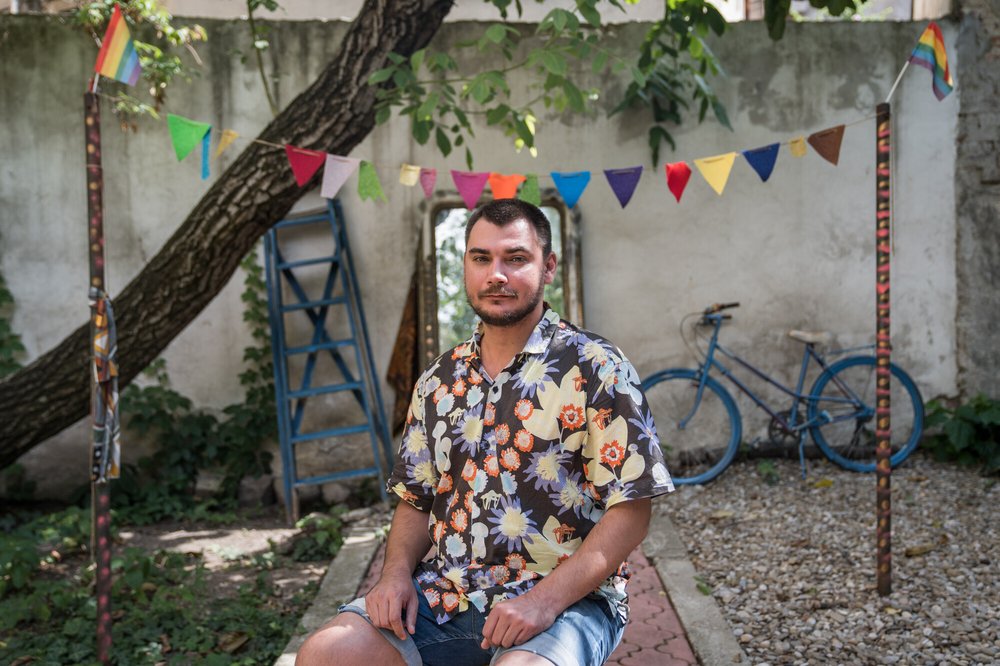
[
  {"left": 693, "top": 153, "right": 737, "bottom": 196},
  {"left": 789, "top": 137, "right": 808, "bottom": 158},
  {"left": 214, "top": 129, "right": 239, "bottom": 160},
  {"left": 399, "top": 163, "right": 421, "bottom": 186}
]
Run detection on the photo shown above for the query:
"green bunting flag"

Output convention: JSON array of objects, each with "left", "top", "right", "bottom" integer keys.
[
  {"left": 358, "top": 160, "right": 387, "bottom": 202},
  {"left": 166, "top": 113, "right": 211, "bottom": 162},
  {"left": 519, "top": 174, "right": 541, "bottom": 206}
]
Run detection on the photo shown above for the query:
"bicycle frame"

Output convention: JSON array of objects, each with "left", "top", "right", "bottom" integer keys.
[{"left": 683, "top": 314, "right": 876, "bottom": 436}]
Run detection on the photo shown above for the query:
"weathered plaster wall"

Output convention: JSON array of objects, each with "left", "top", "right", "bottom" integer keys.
[
  {"left": 955, "top": 0, "right": 1000, "bottom": 397},
  {"left": 0, "top": 16, "right": 967, "bottom": 498}
]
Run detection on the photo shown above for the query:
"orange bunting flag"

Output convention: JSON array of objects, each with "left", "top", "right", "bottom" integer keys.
[
  {"left": 807, "top": 125, "right": 845, "bottom": 166},
  {"left": 694, "top": 153, "right": 737, "bottom": 196},
  {"left": 489, "top": 173, "right": 526, "bottom": 199},
  {"left": 285, "top": 145, "right": 326, "bottom": 186}
]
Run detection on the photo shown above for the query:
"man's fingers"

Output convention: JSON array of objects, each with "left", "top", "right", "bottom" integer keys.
[{"left": 405, "top": 590, "right": 418, "bottom": 634}]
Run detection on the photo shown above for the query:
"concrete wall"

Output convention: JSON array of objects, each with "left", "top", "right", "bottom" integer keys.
[{"left": 0, "top": 14, "right": 968, "bottom": 498}]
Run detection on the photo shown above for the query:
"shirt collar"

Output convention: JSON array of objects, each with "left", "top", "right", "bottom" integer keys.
[{"left": 457, "top": 305, "right": 560, "bottom": 361}]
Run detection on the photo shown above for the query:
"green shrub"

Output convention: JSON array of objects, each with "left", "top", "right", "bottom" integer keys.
[{"left": 924, "top": 394, "right": 1000, "bottom": 475}]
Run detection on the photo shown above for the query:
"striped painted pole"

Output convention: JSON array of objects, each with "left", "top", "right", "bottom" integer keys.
[
  {"left": 85, "top": 90, "right": 113, "bottom": 663},
  {"left": 875, "top": 102, "right": 892, "bottom": 596}
]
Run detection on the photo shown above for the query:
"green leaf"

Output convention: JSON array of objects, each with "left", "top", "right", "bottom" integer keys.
[
  {"left": 591, "top": 50, "right": 609, "bottom": 74},
  {"left": 562, "top": 79, "right": 585, "bottom": 113},
  {"left": 630, "top": 65, "right": 647, "bottom": 88},
  {"left": 435, "top": 127, "right": 452, "bottom": 156},
  {"left": 540, "top": 50, "right": 567, "bottom": 76},
  {"left": 486, "top": 104, "right": 510, "bottom": 125},
  {"left": 485, "top": 24, "right": 507, "bottom": 44},
  {"left": 577, "top": 0, "right": 601, "bottom": 27}
]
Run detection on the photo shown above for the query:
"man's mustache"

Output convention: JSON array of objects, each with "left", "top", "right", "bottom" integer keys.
[{"left": 479, "top": 288, "right": 517, "bottom": 298}]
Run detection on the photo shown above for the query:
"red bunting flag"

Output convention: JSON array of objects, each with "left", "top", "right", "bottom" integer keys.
[
  {"left": 665, "top": 162, "right": 692, "bottom": 203},
  {"left": 285, "top": 145, "right": 326, "bottom": 186}
]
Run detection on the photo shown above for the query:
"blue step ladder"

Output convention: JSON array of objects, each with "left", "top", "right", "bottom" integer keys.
[{"left": 264, "top": 200, "right": 394, "bottom": 524}]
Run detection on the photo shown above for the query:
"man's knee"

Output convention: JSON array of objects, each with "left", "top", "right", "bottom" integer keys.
[
  {"left": 493, "top": 649, "right": 555, "bottom": 666},
  {"left": 295, "top": 613, "right": 405, "bottom": 666}
]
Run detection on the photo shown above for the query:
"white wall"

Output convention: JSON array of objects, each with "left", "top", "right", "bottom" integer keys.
[{"left": 0, "top": 15, "right": 959, "bottom": 496}]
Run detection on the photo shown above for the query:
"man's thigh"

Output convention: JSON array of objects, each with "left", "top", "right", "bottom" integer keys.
[{"left": 491, "top": 595, "right": 626, "bottom": 666}]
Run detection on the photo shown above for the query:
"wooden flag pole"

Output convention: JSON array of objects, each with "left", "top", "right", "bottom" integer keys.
[
  {"left": 875, "top": 102, "right": 893, "bottom": 597},
  {"left": 84, "top": 88, "right": 114, "bottom": 664}
]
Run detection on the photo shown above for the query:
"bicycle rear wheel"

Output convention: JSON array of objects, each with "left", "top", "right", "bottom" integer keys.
[
  {"left": 642, "top": 369, "right": 742, "bottom": 485},
  {"left": 807, "top": 356, "right": 924, "bottom": 472}
]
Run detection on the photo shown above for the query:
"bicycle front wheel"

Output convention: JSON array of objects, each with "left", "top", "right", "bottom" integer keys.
[
  {"left": 807, "top": 356, "right": 924, "bottom": 472},
  {"left": 642, "top": 369, "right": 742, "bottom": 485}
]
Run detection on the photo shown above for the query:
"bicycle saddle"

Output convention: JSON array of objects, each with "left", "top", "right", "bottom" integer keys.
[{"left": 788, "top": 329, "right": 832, "bottom": 345}]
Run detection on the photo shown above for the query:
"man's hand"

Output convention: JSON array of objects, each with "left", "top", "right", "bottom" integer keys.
[
  {"left": 365, "top": 571, "right": 419, "bottom": 640},
  {"left": 480, "top": 591, "right": 559, "bottom": 649}
]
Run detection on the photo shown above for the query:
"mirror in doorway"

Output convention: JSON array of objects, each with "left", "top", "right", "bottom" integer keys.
[{"left": 418, "top": 199, "right": 583, "bottom": 364}]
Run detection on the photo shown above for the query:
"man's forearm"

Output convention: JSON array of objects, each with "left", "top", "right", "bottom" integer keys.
[
  {"left": 381, "top": 500, "right": 434, "bottom": 578},
  {"left": 525, "top": 498, "right": 651, "bottom": 613}
]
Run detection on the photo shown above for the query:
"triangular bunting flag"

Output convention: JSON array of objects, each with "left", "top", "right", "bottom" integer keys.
[
  {"left": 789, "top": 137, "right": 808, "bottom": 157},
  {"left": 489, "top": 173, "right": 526, "bottom": 200},
  {"left": 322, "top": 154, "right": 360, "bottom": 199},
  {"left": 742, "top": 143, "right": 780, "bottom": 183},
  {"left": 807, "top": 125, "right": 845, "bottom": 166},
  {"left": 520, "top": 174, "right": 541, "bottom": 206},
  {"left": 399, "top": 163, "right": 421, "bottom": 187},
  {"left": 166, "top": 114, "right": 211, "bottom": 162},
  {"left": 214, "top": 129, "right": 239, "bottom": 160},
  {"left": 200, "top": 129, "right": 211, "bottom": 181},
  {"left": 419, "top": 168, "right": 437, "bottom": 199},
  {"left": 550, "top": 171, "right": 590, "bottom": 208},
  {"left": 604, "top": 166, "right": 643, "bottom": 209},
  {"left": 664, "top": 162, "right": 692, "bottom": 203},
  {"left": 694, "top": 153, "right": 737, "bottom": 196},
  {"left": 285, "top": 145, "right": 326, "bottom": 186},
  {"left": 451, "top": 170, "right": 490, "bottom": 209},
  {"left": 358, "top": 160, "right": 387, "bottom": 202}
]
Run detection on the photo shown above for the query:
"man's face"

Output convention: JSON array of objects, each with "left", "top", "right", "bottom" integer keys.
[{"left": 464, "top": 217, "right": 556, "bottom": 328}]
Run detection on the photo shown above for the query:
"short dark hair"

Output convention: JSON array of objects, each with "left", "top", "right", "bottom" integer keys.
[{"left": 465, "top": 198, "right": 553, "bottom": 257}]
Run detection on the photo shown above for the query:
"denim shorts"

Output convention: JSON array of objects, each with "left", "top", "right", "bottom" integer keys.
[{"left": 337, "top": 579, "right": 625, "bottom": 666}]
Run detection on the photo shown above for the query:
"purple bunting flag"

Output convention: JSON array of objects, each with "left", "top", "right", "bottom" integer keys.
[{"left": 603, "top": 166, "right": 643, "bottom": 208}]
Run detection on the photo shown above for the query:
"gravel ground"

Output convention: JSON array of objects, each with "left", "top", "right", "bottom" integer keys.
[{"left": 659, "top": 453, "right": 998, "bottom": 666}]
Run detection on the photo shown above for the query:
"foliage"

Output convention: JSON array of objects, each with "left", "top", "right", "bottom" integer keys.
[
  {"left": 924, "top": 394, "right": 1000, "bottom": 475},
  {"left": 0, "top": 271, "right": 26, "bottom": 378},
  {"left": 1, "top": 506, "right": 92, "bottom": 599},
  {"left": 115, "top": 247, "right": 275, "bottom": 523},
  {"left": 0, "top": 519, "right": 314, "bottom": 665},
  {"left": 756, "top": 459, "right": 780, "bottom": 485},
  {"left": 244, "top": 0, "right": 283, "bottom": 116},
  {"left": 765, "top": 0, "right": 864, "bottom": 39},
  {"left": 371, "top": 0, "right": 731, "bottom": 167},
  {"left": 288, "top": 512, "right": 346, "bottom": 562},
  {"left": 74, "top": 1, "right": 206, "bottom": 127}
]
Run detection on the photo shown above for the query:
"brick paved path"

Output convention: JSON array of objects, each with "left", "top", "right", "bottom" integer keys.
[{"left": 358, "top": 544, "right": 696, "bottom": 665}]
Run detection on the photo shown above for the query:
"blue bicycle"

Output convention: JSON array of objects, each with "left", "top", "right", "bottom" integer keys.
[{"left": 643, "top": 303, "right": 924, "bottom": 485}]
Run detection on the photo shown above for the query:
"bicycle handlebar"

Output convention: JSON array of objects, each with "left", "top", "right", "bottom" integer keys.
[{"left": 704, "top": 302, "right": 740, "bottom": 314}]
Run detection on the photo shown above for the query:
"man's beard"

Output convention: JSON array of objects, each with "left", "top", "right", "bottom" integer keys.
[{"left": 467, "top": 278, "right": 546, "bottom": 327}]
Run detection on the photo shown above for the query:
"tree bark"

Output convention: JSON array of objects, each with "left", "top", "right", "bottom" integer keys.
[{"left": 0, "top": 0, "right": 456, "bottom": 469}]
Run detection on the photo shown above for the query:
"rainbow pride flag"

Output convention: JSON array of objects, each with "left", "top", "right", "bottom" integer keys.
[
  {"left": 908, "top": 22, "right": 953, "bottom": 100},
  {"left": 93, "top": 4, "right": 142, "bottom": 86}
]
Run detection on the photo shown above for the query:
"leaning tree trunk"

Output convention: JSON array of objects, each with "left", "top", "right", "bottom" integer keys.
[{"left": 0, "top": 0, "right": 455, "bottom": 469}]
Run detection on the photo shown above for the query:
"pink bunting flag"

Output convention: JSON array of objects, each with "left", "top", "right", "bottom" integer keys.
[
  {"left": 489, "top": 173, "right": 526, "bottom": 200},
  {"left": 321, "top": 154, "right": 360, "bottom": 199},
  {"left": 665, "top": 162, "right": 692, "bottom": 203},
  {"left": 285, "top": 145, "right": 326, "bottom": 186},
  {"left": 419, "top": 168, "right": 437, "bottom": 199},
  {"left": 451, "top": 170, "right": 490, "bottom": 209}
]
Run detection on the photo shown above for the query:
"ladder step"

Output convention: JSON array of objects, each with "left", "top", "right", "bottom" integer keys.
[
  {"left": 293, "top": 466, "right": 382, "bottom": 488},
  {"left": 277, "top": 255, "right": 339, "bottom": 270},
  {"left": 287, "top": 382, "right": 363, "bottom": 399},
  {"left": 275, "top": 213, "right": 332, "bottom": 229},
  {"left": 291, "top": 424, "right": 372, "bottom": 443},
  {"left": 281, "top": 296, "right": 348, "bottom": 312},
  {"left": 285, "top": 339, "right": 357, "bottom": 355}
]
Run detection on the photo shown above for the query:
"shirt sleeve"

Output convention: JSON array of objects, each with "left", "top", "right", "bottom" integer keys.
[
  {"left": 582, "top": 352, "right": 674, "bottom": 510},
  {"left": 386, "top": 378, "right": 437, "bottom": 512}
]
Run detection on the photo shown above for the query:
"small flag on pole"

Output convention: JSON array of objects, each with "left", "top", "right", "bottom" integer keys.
[
  {"left": 908, "top": 22, "right": 954, "bottom": 100},
  {"left": 93, "top": 4, "right": 142, "bottom": 87}
]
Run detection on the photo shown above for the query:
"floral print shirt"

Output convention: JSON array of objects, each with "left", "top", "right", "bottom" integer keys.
[{"left": 387, "top": 308, "right": 674, "bottom": 625}]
